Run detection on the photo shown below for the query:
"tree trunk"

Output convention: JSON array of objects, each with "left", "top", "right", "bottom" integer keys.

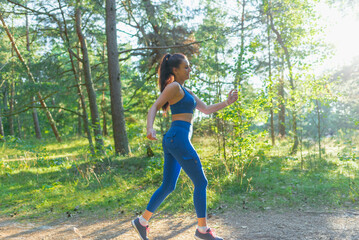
[
  {"left": 235, "top": 0, "right": 246, "bottom": 89},
  {"left": 266, "top": 11, "right": 275, "bottom": 146},
  {"left": 221, "top": 118, "right": 227, "bottom": 163},
  {"left": 278, "top": 76, "right": 286, "bottom": 137},
  {"left": 101, "top": 44, "right": 108, "bottom": 137},
  {"left": 0, "top": 13, "right": 62, "bottom": 142},
  {"left": 26, "top": 8, "right": 30, "bottom": 51},
  {"left": 15, "top": 81, "right": 22, "bottom": 139},
  {"left": 316, "top": 99, "right": 321, "bottom": 160},
  {"left": 291, "top": 112, "right": 299, "bottom": 155},
  {"left": 55, "top": 0, "right": 93, "bottom": 150},
  {"left": 270, "top": 99, "right": 275, "bottom": 143},
  {"left": 214, "top": 43, "right": 221, "bottom": 156},
  {"left": 75, "top": 8, "right": 104, "bottom": 153},
  {"left": 77, "top": 99, "right": 82, "bottom": 136},
  {"left": 9, "top": 43, "right": 15, "bottom": 136},
  {"left": 32, "top": 96, "right": 42, "bottom": 139},
  {"left": 102, "top": 83, "right": 108, "bottom": 137},
  {"left": 9, "top": 74, "right": 15, "bottom": 136},
  {"left": 0, "top": 101, "right": 4, "bottom": 140},
  {"left": 3, "top": 78, "right": 9, "bottom": 138},
  {"left": 77, "top": 64, "right": 95, "bottom": 153},
  {"left": 3, "top": 80, "right": 8, "bottom": 113},
  {"left": 232, "top": 0, "right": 246, "bottom": 157},
  {"left": 27, "top": 11, "right": 42, "bottom": 139},
  {"left": 268, "top": 12, "right": 298, "bottom": 154},
  {"left": 17, "top": 113, "right": 22, "bottom": 139},
  {"left": 106, "top": 0, "right": 131, "bottom": 155},
  {"left": 75, "top": 45, "right": 95, "bottom": 154}
]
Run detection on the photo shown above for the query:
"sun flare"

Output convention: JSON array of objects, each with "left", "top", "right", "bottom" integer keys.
[{"left": 318, "top": 2, "right": 359, "bottom": 66}]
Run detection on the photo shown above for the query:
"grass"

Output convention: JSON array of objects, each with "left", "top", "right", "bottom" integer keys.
[{"left": 0, "top": 132, "right": 358, "bottom": 223}]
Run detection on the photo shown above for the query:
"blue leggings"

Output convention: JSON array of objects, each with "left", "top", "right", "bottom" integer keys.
[{"left": 146, "top": 120, "right": 208, "bottom": 218}]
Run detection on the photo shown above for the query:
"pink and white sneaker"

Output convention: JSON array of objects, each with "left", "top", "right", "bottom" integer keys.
[
  {"left": 195, "top": 228, "right": 223, "bottom": 240},
  {"left": 131, "top": 217, "right": 149, "bottom": 240}
]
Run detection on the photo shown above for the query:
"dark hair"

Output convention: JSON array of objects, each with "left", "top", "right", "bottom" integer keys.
[{"left": 158, "top": 53, "right": 186, "bottom": 112}]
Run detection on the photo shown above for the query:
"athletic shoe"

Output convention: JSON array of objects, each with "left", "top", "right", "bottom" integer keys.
[
  {"left": 131, "top": 217, "right": 149, "bottom": 240},
  {"left": 195, "top": 227, "right": 223, "bottom": 240}
]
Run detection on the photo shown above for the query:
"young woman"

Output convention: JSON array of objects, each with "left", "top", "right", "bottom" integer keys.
[{"left": 131, "top": 53, "right": 238, "bottom": 240}]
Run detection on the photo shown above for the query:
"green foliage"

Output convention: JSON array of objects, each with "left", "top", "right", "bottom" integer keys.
[
  {"left": 338, "top": 139, "right": 359, "bottom": 162},
  {"left": 217, "top": 89, "right": 272, "bottom": 185}
]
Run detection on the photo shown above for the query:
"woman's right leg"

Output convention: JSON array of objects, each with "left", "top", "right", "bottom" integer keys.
[
  {"left": 145, "top": 150, "right": 181, "bottom": 217},
  {"left": 132, "top": 142, "right": 182, "bottom": 239}
]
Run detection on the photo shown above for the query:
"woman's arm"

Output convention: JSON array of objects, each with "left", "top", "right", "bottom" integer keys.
[
  {"left": 146, "top": 83, "right": 181, "bottom": 140},
  {"left": 187, "top": 88, "right": 239, "bottom": 115}
]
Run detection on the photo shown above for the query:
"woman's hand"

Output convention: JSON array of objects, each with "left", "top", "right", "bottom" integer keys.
[
  {"left": 226, "top": 89, "right": 239, "bottom": 105},
  {"left": 147, "top": 128, "right": 158, "bottom": 140}
]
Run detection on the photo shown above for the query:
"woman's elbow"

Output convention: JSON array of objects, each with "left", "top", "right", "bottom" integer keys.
[
  {"left": 205, "top": 110, "right": 213, "bottom": 115},
  {"left": 148, "top": 104, "right": 159, "bottom": 114},
  {"left": 200, "top": 107, "right": 211, "bottom": 115}
]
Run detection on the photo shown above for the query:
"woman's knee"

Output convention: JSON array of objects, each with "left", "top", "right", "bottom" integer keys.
[
  {"left": 161, "top": 181, "right": 177, "bottom": 194},
  {"left": 194, "top": 176, "right": 208, "bottom": 190}
]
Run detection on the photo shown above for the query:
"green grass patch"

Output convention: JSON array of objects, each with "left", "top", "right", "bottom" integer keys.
[{"left": 0, "top": 133, "right": 359, "bottom": 222}]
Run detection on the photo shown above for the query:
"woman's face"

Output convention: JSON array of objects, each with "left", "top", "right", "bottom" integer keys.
[{"left": 173, "top": 59, "right": 191, "bottom": 81}]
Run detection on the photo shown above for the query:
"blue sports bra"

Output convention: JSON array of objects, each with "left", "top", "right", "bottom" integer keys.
[{"left": 170, "top": 82, "right": 197, "bottom": 114}]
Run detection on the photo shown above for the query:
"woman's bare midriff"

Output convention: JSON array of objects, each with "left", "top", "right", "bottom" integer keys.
[{"left": 171, "top": 113, "right": 193, "bottom": 124}]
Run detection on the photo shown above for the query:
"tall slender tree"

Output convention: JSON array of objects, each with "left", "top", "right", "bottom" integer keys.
[
  {"left": 9, "top": 61, "right": 15, "bottom": 136},
  {"left": 269, "top": 14, "right": 298, "bottom": 153},
  {"left": 75, "top": 5, "right": 104, "bottom": 153},
  {"left": 277, "top": 74, "right": 286, "bottom": 137},
  {"left": 0, "top": 98, "right": 4, "bottom": 140},
  {"left": 235, "top": 0, "right": 247, "bottom": 89},
  {"left": 267, "top": 11, "right": 275, "bottom": 145},
  {"left": 106, "top": 0, "right": 131, "bottom": 155},
  {"left": 26, "top": 9, "right": 42, "bottom": 139},
  {"left": 266, "top": 0, "right": 319, "bottom": 154}
]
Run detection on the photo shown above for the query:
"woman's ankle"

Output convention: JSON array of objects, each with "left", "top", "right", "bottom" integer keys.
[
  {"left": 197, "top": 225, "right": 209, "bottom": 234},
  {"left": 139, "top": 215, "right": 149, "bottom": 226}
]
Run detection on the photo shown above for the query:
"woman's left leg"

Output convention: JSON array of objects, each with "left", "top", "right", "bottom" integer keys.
[
  {"left": 168, "top": 145, "right": 208, "bottom": 219},
  {"left": 141, "top": 150, "right": 181, "bottom": 222},
  {"left": 145, "top": 150, "right": 182, "bottom": 214},
  {"left": 131, "top": 134, "right": 182, "bottom": 240}
]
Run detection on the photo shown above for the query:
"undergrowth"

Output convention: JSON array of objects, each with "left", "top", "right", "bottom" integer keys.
[{"left": 0, "top": 132, "right": 358, "bottom": 222}]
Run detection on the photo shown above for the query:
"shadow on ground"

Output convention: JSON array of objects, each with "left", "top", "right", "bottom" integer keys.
[{"left": 1, "top": 209, "right": 359, "bottom": 240}]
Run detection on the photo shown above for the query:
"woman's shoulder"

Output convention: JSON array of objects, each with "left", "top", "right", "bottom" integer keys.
[{"left": 165, "top": 81, "right": 182, "bottom": 91}]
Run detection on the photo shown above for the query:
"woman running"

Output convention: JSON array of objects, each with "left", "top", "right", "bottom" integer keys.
[{"left": 132, "top": 53, "right": 238, "bottom": 240}]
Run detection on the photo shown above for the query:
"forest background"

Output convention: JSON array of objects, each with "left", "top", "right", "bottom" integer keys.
[{"left": 0, "top": 0, "right": 359, "bottom": 221}]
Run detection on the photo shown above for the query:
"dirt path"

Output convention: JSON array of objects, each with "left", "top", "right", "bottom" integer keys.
[{"left": 1, "top": 209, "right": 359, "bottom": 240}]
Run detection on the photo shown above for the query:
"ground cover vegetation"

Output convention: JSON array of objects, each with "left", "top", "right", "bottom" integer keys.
[{"left": 0, "top": 131, "right": 358, "bottom": 221}]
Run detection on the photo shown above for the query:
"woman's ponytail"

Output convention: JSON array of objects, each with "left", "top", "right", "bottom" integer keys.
[
  {"left": 158, "top": 53, "right": 186, "bottom": 113},
  {"left": 158, "top": 54, "right": 173, "bottom": 93}
]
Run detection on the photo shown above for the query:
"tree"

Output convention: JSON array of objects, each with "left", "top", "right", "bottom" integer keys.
[
  {"left": 75, "top": 5, "right": 104, "bottom": 153},
  {"left": 0, "top": 97, "right": 4, "bottom": 140},
  {"left": 26, "top": 9, "right": 42, "bottom": 139},
  {"left": 106, "top": 0, "right": 130, "bottom": 155},
  {"left": 266, "top": 9, "right": 275, "bottom": 145},
  {"left": 268, "top": 9, "right": 298, "bottom": 153},
  {"left": 264, "top": 0, "right": 322, "bottom": 154}
]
